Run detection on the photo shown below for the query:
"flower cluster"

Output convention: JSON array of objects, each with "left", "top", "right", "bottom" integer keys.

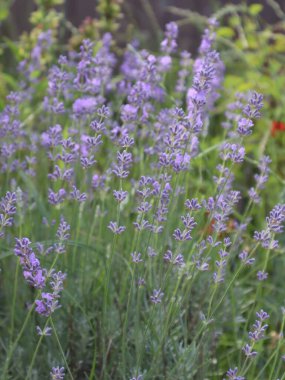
[
  {"left": 0, "top": 191, "right": 17, "bottom": 238},
  {"left": 50, "top": 366, "right": 65, "bottom": 380},
  {"left": 248, "top": 155, "right": 271, "bottom": 204},
  {"left": 14, "top": 238, "right": 46, "bottom": 289},
  {"left": 1, "top": 12, "right": 284, "bottom": 380},
  {"left": 254, "top": 204, "right": 285, "bottom": 249},
  {"left": 35, "top": 271, "right": 66, "bottom": 317},
  {"left": 14, "top": 215, "right": 69, "bottom": 319},
  {"left": 242, "top": 309, "right": 270, "bottom": 358}
]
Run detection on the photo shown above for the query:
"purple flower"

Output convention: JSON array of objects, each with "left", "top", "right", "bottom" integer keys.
[
  {"left": 36, "top": 325, "right": 52, "bottom": 336},
  {"left": 173, "top": 253, "right": 185, "bottom": 267},
  {"left": 242, "top": 309, "right": 269, "bottom": 359},
  {"left": 50, "top": 271, "right": 66, "bottom": 296},
  {"left": 248, "top": 187, "right": 260, "bottom": 204},
  {"left": 131, "top": 252, "right": 143, "bottom": 263},
  {"left": 90, "top": 120, "right": 105, "bottom": 133},
  {"left": 0, "top": 191, "right": 16, "bottom": 237},
  {"left": 181, "top": 214, "right": 197, "bottom": 230},
  {"left": 158, "top": 55, "right": 172, "bottom": 72},
  {"left": 113, "top": 190, "right": 128, "bottom": 203},
  {"left": 70, "top": 186, "right": 87, "bottom": 202},
  {"left": 14, "top": 238, "right": 46, "bottom": 289},
  {"left": 160, "top": 22, "right": 178, "bottom": 54},
  {"left": 254, "top": 204, "right": 285, "bottom": 248},
  {"left": 148, "top": 246, "right": 157, "bottom": 257},
  {"left": 133, "top": 219, "right": 152, "bottom": 231},
  {"left": 48, "top": 188, "right": 66, "bottom": 206},
  {"left": 256, "top": 309, "right": 270, "bottom": 321},
  {"left": 50, "top": 366, "right": 65, "bottom": 380},
  {"left": 137, "top": 201, "right": 152, "bottom": 213},
  {"left": 130, "top": 375, "right": 143, "bottom": 380},
  {"left": 243, "top": 91, "right": 263, "bottom": 119},
  {"left": 196, "top": 261, "right": 209, "bottom": 271},
  {"left": 224, "top": 367, "right": 245, "bottom": 380},
  {"left": 237, "top": 117, "right": 254, "bottom": 136},
  {"left": 108, "top": 221, "right": 126, "bottom": 235},
  {"left": 257, "top": 271, "right": 268, "bottom": 281},
  {"left": 80, "top": 156, "right": 96, "bottom": 169},
  {"left": 266, "top": 204, "right": 285, "bottom": 233},
  {"left": 163, "top": 250, "right": 173, "bottom": 263},
  {"left": 73, "top": 97, "right": 97, "bottom": 115},
  {"left": 35, "top": 271, "right": 66, "bottom": 317},
  {"left": 137, "top": 277, "right": 145, "bottom": 287},
  {"left": 150, "top": 289, "right": 164, "bottom": 304},
  {"left": 164, "top": 250, "right": 185, "bottom": 267},
  {"left": 41, "top": 125, "right": 62, "bottom": 148},
  {"left": 220, "top": 143, "right": 245, "bottom": 163},
  {"left": 242, "top": 343, "right": 257, "bottom": 358},
  {"left": 121, "top": 104, "right": 138, "bottom": 122},
  {"left": 173, "top": 228, "right": 192, "bottom": 241},
  {"left": 92, "top": 174, "right": 106, "bottom": 189},
  {"left": 239, "top": 250, "right": 255, "bottom": 265},
  {"left": 35, "top": 293, "right": 58, "bottom": 317},
  {"left": 185, "top": 198, "right": 201, "bottom": 211},
  {"left": 176, "top": 51, "right": 191, "bottom": 93},
  {"left": 86, "top": 135, "right": 103, "bottom": 148},
  {"left": 0, "top": 191, "right": 16, "bottom": 217}
]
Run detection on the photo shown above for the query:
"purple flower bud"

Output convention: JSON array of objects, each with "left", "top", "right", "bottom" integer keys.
[
  {"left": 161, "top": 22, "right": 178, "bottom": 54},
  {"left": 131, "top": 251, "right": 143, "bottom": 263},
  {"left": 36, "top": 325, "right": 52, "bottom": 336},
  {"left": 237, "top": 117, "right": 254, "bottom": 136},
  {"left": 73, "top": 97, "right": 97, "bottom": 115},
  {"left": 257, "top": 271, "right": 268, "bottom": 281},
  {"left": 70, "top": 186, "right": 87, "bottom": 202},
  {"left": 108, "top": 221, "right": 126, "bottom": 235},
  {"left": 185, "top": 198, "right": 201, "bottom": 210},
  {"left": 150, "top": 288, "right": 164, "bottom": 304},
  {"left": 242, "top": 343, "right": 257, "bottom": 358},
  {"left": 48, "top": 189, "right": 66, "bottom": 206},
  {"left": 148, "top": 246, "right": 157, "bottom": 257},
  {"left": 50, "top": 366, "right": 65, "bottom": 379},
  {"left": 113, "top": 190, "right": 128, "bottom": 203},
  {"left": 225, "top": 367, "right": 245, "bottom": 380}
]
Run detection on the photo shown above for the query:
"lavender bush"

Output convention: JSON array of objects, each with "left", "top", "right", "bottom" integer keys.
[{"left": 0, "top": 7, "right": 285, "bottom": 380}]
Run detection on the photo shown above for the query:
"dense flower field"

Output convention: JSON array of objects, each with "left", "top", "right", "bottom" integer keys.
[{"left": 1, "top": 2, "right": 285, "bottom": 380}]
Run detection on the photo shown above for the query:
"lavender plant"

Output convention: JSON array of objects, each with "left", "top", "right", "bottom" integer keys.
[{"left": 0, "top": 10, "right": 285, "bottom": 380}]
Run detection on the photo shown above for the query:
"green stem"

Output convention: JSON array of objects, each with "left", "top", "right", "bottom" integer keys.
[
  {"left": 1, "top": 303, "right": 35, "bottom": 380},
  {"left": 50, "top": 318, "right": 74, "bottom": 380},
  {"left": 10, "top": 260, "right": 20, "bottom": 342},
  {"left": 25, "top": 317, "right": 51, "bottom": 380},
  {"left": 268, "top": 316, "right": 285, "bottom": 379}
]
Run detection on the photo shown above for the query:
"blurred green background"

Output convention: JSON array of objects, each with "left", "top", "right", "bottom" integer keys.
[{"left": 1, "top": 0, "right": 284, "bottom": 52}]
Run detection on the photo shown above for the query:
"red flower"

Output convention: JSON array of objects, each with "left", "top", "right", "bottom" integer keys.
[{"left": 271, "top": 120, "right": 285, "bottom": 136}]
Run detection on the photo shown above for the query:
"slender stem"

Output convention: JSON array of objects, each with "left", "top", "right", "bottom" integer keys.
[
  {"left": 210, "top": 244, "right": 259, "bottom": 319},
  {"left": 10, "top": 260, "right": 20, "bottom": 342},
  {"left": 25, "top": 317, "right": 51, "bottom": 380},
  {"left": 88, "top": 345, "right": 97, "bottom": 380},
  {"left": 50, "top": 318, "right": 74, "bottom": 380},
  {"left": 1, "top": 303, "right": 35, "bottom": 380},
  {"left": 268, "top": 316, "right": 285, "bottom": 379}
]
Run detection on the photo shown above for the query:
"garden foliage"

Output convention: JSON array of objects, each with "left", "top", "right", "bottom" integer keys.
[{"left": 0, "top": 2, "right": 285, "bottom": 379}]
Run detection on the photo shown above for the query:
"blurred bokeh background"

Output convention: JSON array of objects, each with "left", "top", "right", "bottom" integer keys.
[{"left": 2, "top": 0, "right": 285, "bottom": 52}]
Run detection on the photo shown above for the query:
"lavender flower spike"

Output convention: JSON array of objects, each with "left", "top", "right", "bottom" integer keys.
[{"left": 14, "top": 238, "right": 46, "bottom": 289}]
